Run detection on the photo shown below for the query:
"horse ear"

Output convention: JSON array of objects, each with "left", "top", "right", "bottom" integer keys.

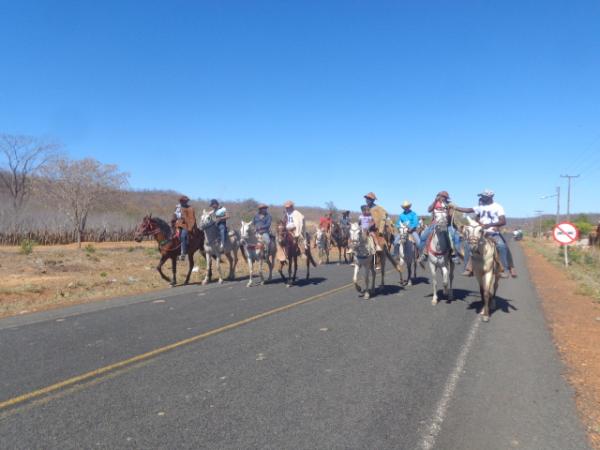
[{"left": 466, "top": 215, "right": 478, "bottom": 226}]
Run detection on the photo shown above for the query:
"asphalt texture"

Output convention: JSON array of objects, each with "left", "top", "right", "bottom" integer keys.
[{"left": 0, "top": 239, "right": 591, "bottom": 449}]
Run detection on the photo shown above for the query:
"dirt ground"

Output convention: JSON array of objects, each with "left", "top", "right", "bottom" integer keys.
[{"left": 522, "top": 241, "right": 600, "bottom": 448}]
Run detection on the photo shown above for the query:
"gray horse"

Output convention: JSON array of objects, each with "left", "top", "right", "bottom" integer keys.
[
  {"left": 240, "top": 220, "right": 276, "bottom": 287},
  {"left": 426, "top": 213, "right": 454, "bottom": 304},
  {"left": 198, "top": 209, "right": 239, "bottom": 284},
  {"left": 349, "top": 223, "right": 376, "bottom": 300}
]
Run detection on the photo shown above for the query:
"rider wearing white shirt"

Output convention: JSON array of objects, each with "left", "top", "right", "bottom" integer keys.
[{"left": 455, "top": 189, "right": 516, "bottom": 278}]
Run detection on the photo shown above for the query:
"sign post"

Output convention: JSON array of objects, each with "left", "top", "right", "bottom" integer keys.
[{"left": 552, "top": 222, "right": 579, "bottom": 267}]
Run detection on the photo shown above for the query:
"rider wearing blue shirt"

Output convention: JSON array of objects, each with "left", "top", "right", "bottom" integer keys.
[{"left": 395, "top": 201, "right": 421, "bottom": 248}]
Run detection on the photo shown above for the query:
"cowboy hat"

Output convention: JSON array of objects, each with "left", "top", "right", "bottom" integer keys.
[
  {"left": 209, "top": 199, "right": 219, "bottom": 207},
  {"left": 477, "top": 189, "right": 495, "bottom": 198},
  {"left": 364, "top": 192, "right": 377, "bottom": 200},
  {"left": 257, "top": 203, "right": 268, "bottom": 210},
  {"left": 437, "top": 191, "right": 450, "bottom": 199},
  {"left": 283, "top": 200, "right": 294, "bottom": 208},
  {"left": 179, "top": 195, "right": 190, "bottom": 203},
  {"left": 401, "top": 200, "right": 412, "bottom": 209}
]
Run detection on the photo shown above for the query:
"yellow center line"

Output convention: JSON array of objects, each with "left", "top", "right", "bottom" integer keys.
[{"left": 0, "top": 281, "right": 354, "bottom": 412}]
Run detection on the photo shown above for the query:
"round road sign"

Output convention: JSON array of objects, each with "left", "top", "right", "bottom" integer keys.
[{"left": 552, "top": 222, "right": 579, "bottom": 245}]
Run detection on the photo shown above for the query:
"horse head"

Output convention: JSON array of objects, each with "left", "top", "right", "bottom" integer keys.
[
  {"left": 134, "top": 215, "right": 155, "bottom": 242},
  {"left": 463, "top": 216, "right": 484, "bottom": 254},
  {"left": 397, "top": 222, "right": 409, "bottom": 243},
  {"left": 434, "top": 212, "right": 448, "bottom": 232},
  {"left": 240, "top": 220, "right": 254, "bottom": 241},
  {"left": 199, "top": 209, "right": 215, "bottom": 230}
]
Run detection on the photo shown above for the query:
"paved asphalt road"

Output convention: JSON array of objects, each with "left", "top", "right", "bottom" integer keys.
[{"left": 0, "top": 240, "right": 591, "bottom": 449}]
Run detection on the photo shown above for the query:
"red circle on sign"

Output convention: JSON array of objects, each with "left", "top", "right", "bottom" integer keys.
[{"left": 552, "top": 222, "right": 579, "bottom": 245}]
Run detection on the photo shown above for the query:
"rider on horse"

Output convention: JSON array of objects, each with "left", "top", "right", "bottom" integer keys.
[
  {"left": 418, "top": 191, "right": 463, "bottom": 264},
  {"left": 252, "top": 203, "right": 272, "bottom": 252},
  {"left": 395, "top": 200, "right": 421, "bottom": 249},
  {"left": 283, "top": 200, "right": 309, "bottom": 252},
  {"left": 364, "top": 192, "right": 390, "bottom": 252},
  {"left": 456, "top": 189, "right": 517, "bottom": 279},
  {"left": 209, "top": 199, "right": 229, "bottom": 251},
  {"left": 173, "top": 195, "right": 197, "bottom": 260},
  {"left": 340, "top": 210, "right": 351, "bottom": 229}
]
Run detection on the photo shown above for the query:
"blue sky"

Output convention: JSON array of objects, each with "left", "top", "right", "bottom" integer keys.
[{"left": 1, "top": 0, "right": 599, "bottom": 217}]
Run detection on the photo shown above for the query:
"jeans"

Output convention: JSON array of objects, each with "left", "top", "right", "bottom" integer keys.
[
  {"left": 487, "top": 233, "right": 509, "bottom": 272},
  {"left": 218, "top": 222, "right": 227, "bottom": 245},
  {"left": 260, "top": 232, "right": 270, "bottom": 253},
  {"left": 180, "top": 228, "right": 188, "bottom": 255},
  {"left": 419, "top": 225, "right": 459, "bottom": 253},
  {"left": 463, "top": 239, "right": 471, "bottom": 269}
]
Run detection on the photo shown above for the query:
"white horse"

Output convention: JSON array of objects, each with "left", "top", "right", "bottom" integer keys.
[
  {"left": 463, "top": 216, "right": 501, "bottom": 322},
  {"left": 198, "top": 210, "right": 239, "bottom": 284},
  {"left": 240, "top": 220, "right": 276, "bottom": 287},
  {"left": 349, "top": 223, "right": 376, "bottom": 300},
  {"left": 426, "top": 213, "right": 454, "bottom": 305},
  {"left": 314, "top": 228, "right": 330, "bottom": 265},
  {"left": 395, "top": 222, "right": 417, "bottom": 286}
]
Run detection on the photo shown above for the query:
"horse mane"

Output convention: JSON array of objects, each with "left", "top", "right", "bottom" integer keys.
[{"left": 152, "top": 217, "right": 172, "bottom": 238}]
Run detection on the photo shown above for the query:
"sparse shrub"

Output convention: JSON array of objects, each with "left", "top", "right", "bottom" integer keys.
[
  {"left": 85, "top": 244, "right": 96, "bottom": 254},
  {"left": 128, "top": 246, "right": 135, "bottom": 252},
  {"left": 145, "top": 247, "right": 159, "bottom": 256},
  {"left": 19, "top": 239, "right": 36, "bottom": 255},
  {"left": 100, "top": 272, "right": 107, "bottom": 277}
]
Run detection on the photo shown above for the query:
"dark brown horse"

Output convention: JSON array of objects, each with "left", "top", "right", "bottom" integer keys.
[
  {"left": 275, "top": 221, "right": 317, "bottom": 287},
  {"left": 134, "top": 215, "right": 205, "bottom": 286},
  {"left": 330, "top": 221, "right": 351, "bottom": 264}
]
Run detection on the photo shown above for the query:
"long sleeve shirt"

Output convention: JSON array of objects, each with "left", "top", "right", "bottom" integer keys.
[
  {"left": 253, "top": 213, "right": 272, "bottom": 234},
  {"left": 396, "top": 210, "right": 419, "bottom": 230}
]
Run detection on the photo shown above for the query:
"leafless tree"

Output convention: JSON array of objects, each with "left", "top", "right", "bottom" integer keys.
[
  {"left": 41, "top": 157, "right": 129, "bottom": 247},
  {"left": 0, "top": 134, "right": 59, "bottom": 221}
]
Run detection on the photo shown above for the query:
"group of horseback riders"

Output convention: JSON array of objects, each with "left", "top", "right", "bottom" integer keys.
[{"left": 170, "top": 188, "right": 517, "bottom": 279}]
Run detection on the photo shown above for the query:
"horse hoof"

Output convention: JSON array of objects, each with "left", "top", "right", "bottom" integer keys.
[
  {"left": 407, "top": 281, "right": 412, "bottom": 286},
  {"left": 431, "top": 298, "right": 438, "bottom": 305},
  {"left": 170, "top": 283, "right": 176, "bottom": 288},
  {"left": 218, "top": 279, "right": 224, "bottom": 284},
  {"left": 260, "top": 281, "right": 265, "bottom": 285},
  {"left": 246, "top": 282, "right": 252, "bottom": 287},
  {"left": 482, "top": 316, "right": 490, "bottom": 322},
  {"left": 202, "top": 280, "right": 208, "bottom": 285},
  {"left": 286, "top": 284, "right": 292, "bottom": 288},
  {"left": 364, "top": 292, "right": 370, "bottom": 300}
]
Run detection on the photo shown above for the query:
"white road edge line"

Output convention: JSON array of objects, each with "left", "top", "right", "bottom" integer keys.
[{"left": 418, "top": 317, "right": 481, "bottom": 450}]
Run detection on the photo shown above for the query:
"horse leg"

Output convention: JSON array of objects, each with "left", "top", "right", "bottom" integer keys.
[
  {"left": 353, "top": 261, "right": 363, "bottom": 294},
  {"left": 156, "top": 254, "right": 171, "bottom": 284},
  {"left": 258, "top": 255, "right": 265, "bottom": 285},
  {"left": 170, "top": 256, "right": 177, "bottom": 286},
  {"left": 448, "top": 261, "right": 454, "bottom": 301},
  {"left": 364, "top": 262, "right": 371, "bottom": 300},
  {"left": 430, "top": 261, "right": 438, "bottom": 305},
  {"left": 202, "top": 252, "right": 211, "bottom": 285},
  {"left": 287, "top": 257, "right": 295, "bottom": 287},
  {"left": 278, "top": 260, "right": 286, "bottom": 282},
  {"left": 184, "top": 251, "right": 194, "bottom": 285},
  {"left": 247, "top": 254, "right": 253, "bottom": 287},
  {"left": 216, "top": 253, "right": 224, "bottom": 284},
  {"left": 293, "top": 255, "right": 299, "bottom": 284},
  {"left": 225, "top": 252, "right": 234, "bottom": 281},
  {"left": 379, "top": 253, "right": 385, "bottom": 288}
]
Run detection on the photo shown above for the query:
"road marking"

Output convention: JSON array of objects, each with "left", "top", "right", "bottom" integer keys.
[
  {"left": 0, "top": 281, "right": 353, "bottom": 412},
  {"left": 418, "top": 317, "right": 481, "bottom": 450}
]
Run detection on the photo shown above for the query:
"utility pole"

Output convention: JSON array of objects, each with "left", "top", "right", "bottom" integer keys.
[{"left": 560, "top": 174, "right": 580, "bottom": 222}]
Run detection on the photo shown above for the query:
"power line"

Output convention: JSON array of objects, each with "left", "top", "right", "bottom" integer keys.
[{"left": 560, "top": 174, "right": 580, "bottom": 222}]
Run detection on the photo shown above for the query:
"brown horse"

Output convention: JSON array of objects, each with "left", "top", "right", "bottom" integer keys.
[
  {"left": 330, "top": 221, "right": 351, "bottom": 264},
  {"left": 134, "top": 215, "right": 205, "bottom": 286},
  {"left": 275, "top": 221, "right": 317, "bottom": 287}
]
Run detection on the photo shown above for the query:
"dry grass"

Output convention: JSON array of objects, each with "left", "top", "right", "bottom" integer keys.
[
  {"left": 0, "top": 240, "right": 344, "bottom": 318},
  {"left": 524, "top": 239, "right": 600, "bottom": 301}
]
